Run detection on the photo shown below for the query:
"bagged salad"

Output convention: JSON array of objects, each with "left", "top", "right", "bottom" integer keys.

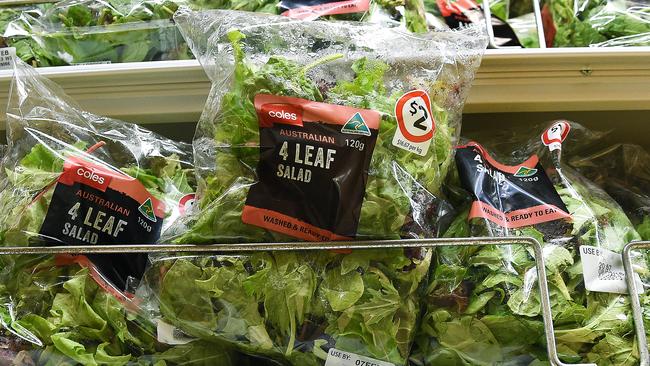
[
  {"left": 3, "top": 0, "right": 192, "bottom": 67},
  {"left": 171, "top": 8, "right": 486, "bottom": 244},
  {"left": 1, "top": 55, "right": 195, "bottom": 301},
  {"left": 425, "top": 0, "right": 535, "bottom": 47},
  {"left": 0, "top": 252, "right": 282, "bottom": 365},
  {"left": 140, "top": 246, "right": 432, "bottom": 366},
  {"left": 542, "top": 0, "right": 650, "bottom": 47},
  {"left": 0, "top": 56, "right": 277, "bottom": 366},
  {"left": 2, "top": 0, "right": 429, "bottom": 67},
  {"left": 414, "top": 121, "right": 642, "bottom": 365},
  {"left": 569, "top": 143, "right": 650, "bottom": 241}
]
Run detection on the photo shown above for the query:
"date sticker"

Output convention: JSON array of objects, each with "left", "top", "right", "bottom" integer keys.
[
  {"left": 579, "top": 245, "right": 644, "bottom": 294},
  {"left": 325, "top": 348, "right": 395, "bottom": 366}
]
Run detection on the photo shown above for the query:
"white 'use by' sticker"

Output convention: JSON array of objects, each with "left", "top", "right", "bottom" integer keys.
[{"left": 579, "top": 245, "right": 644, "bottom": 294}]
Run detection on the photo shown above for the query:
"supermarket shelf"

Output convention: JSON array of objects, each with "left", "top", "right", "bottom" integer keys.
[{"left": 0, "top": 47, "right": 649, "bottom": 127}]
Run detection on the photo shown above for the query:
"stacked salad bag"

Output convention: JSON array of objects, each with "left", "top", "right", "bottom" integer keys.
[
  {"left": 569, "top": 143, "right": 650, "bottom": 241},
  {"left": 413, "top": 121, "right": 643, "bottom": 365},
  {"left": 569, "top": 143, "right": 650, "bottom": 347},
  {"left": 132, "top": 8, "right": 488, "bottom": 366},
  {"left": 0, "top": 56, "right": 272, "bottom": 365},
  {"left": 170, "top": 8, "right": 486, "bottom": 244},
  {"left": 543, "top": 0, "right": 650, "bottom": 47},
  {"left": 2, "top": 0, "right": 429, "bottom": 67},
  {"left": 3, "top": 0, "right": 192, "bottom": 66}
]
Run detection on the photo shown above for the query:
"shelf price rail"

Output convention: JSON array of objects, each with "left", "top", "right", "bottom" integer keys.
[{"left": 0, "top": 237, "right": 596, "bottom": 366}]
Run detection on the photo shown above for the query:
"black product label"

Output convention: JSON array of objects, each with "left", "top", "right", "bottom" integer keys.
[
  {"left": 39, "top": 156, "right": 165, "bottom": 297},
  {"left": 243, "top": 94, "right": 379, "bottom": 241},
  {"left": 455, "top": 142, "right": 570, "bottom": 228},
  {"left": 280, "top": 0, "right": 370, "bottom": 20},
  {"left": 436, "top": 0, "right": 522, "bottom": 47}
]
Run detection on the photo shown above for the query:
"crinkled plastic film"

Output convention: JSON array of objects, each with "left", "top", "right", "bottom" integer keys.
[
  {"left": 2, "top": 0, "right": 430, "bottom": 67},
  {"left": 1, "top": 3, "right": 52, "bottom": 48},
  {"left": 416, "top": 121, "right": 642, "bottom": 365},
  {"left": 569, "top": 143, "right": 650, "bottom": 241},
  {"left": 172, "top": 9, "right": 487, "bottom": 244},
  {"left": 545, "top": 0, "right": 650, "bottom": 47},
  {"left": 3, "top": 0, "right": 191, "bottom": 66},
  {"left": 0, "top": 251, "right": 282, "bottom": 365},
  {"left": 569, "top": 143, "right": 650, "bottom": 352},
  {"left": 141, "top": 246, "right": 432, "bottom": 366},
  {"left": 0, "top": 56, "right": 196, "bottom": 329}
]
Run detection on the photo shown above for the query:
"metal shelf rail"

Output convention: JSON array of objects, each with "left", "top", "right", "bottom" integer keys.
[
  {"left": 623, "top": 241, "right": 650, "bottom": 366},
  {"left": 0, "top": 237, "right": 595, "bottom": 366}
]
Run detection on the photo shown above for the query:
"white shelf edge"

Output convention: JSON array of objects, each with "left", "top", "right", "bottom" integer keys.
[{"left": 1, "top": 48, "right": 649, "bottom": 128}]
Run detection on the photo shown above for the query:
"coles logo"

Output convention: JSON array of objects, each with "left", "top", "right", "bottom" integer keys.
[
  {"left": 72, "top": 165, "right": 112, "bottom": 192},
  {"left": 260, "top": 103, "right": 303, "bottom": 127}
]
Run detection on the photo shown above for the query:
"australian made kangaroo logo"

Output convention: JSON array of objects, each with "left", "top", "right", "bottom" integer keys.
[
  {"left": 514, "top": 166, "right": 538, "bottom": 178},
  {"left": 138, "top": 198, "right": 157, "bottom": 222},
  {"left": 341, "top": 112, "right": 371, "bottom": 136}
]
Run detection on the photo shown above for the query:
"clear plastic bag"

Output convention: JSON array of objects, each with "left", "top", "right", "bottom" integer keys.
[
  {"left": 415, "top": 121, "right": 642, "bottom": 365},
  {"left": 1, "top": 3, "right": 53, "bottom": 47},
  {"left": 568, "top": 143, "right": 650, "bottom": 354},
  {"left": 0, "top": 252, "right": 282, "bottom": 365},
  {"left": 569, "top": 143, "right": 650, "bottom": 241},
  {"left": 140, "top": 247, "right": 432, "bottom": 366},
  {"left": 424, "top": 0, "right": 541, "bottom": 47},
  {"left": 171, "top": 8, "right": 486, "bottom": 244},
  {"left": 1, "top": 56, "right": 195, "bottom": 301},
  {"left": 543, "top": 0, "right": 650, "bottom": 47},
  {"left": 2, "top": 0, "right": 430, "bottom": 67},
  {"left": 3, "top": 0, "right": 192, "bottom": 66}
]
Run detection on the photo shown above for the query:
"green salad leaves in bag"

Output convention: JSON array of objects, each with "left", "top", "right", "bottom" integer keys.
[
  {"left": 570, "top": 143, "right": 650, "bottom": 241},
  {"left": 544, "top": 0, "right": 650, "bottom": 47},
  {"left": 1, "top": 56, "right": 195, "bottom": 303},
  {"left": 3, "top": 0, "right": 429, "bottom": 67},
  {"left": 141, "top": 246, "right": 431, "bottom": 366},
  {"left": 0, "top": 254, "right": 272, "bottom": 365},
  {"left": 3, "top": 0, "right": 193, "bottom": 66},
  {"left": 171, "top": 8, "right": 486, "bottom": 244},
  {"left": 414, "top": 121, "right": 642, "bottom": 365}
]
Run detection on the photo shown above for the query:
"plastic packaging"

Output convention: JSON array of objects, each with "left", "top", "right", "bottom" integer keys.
[
  {"left": 141, "top": 247, "right": 432, "bottom": 366},
  {"left": 543, "top": 0, "right": 650, "bottom": 47},
  {"left": 2, "top": 0, "right": 430, "bottom": 67},
  {"left": 569, "top": 143, "right": 650, "bottom": 241},
  {"left": 1, "top": 3, "right": 53, "bottom": 47},
  {"left": 3, "top": 0, "right": 192, "bottom": 66},
  {"left": 568, "top": 143, "right": 650, "bottom": 353},
  {"left": 1, "top": 56, "right": 195, "bottom": 301},
  {"left": 171, "top": 8, "right": 486, "bottom": 244},
  {"left": 429, "top": 0, "right": 528, "bottom": 46},
  {"left": 0, "top": 252, "right": 282, "bottom": 365},
  {"left": 414, "top": 121, "right": 642, "bottom": 365}
]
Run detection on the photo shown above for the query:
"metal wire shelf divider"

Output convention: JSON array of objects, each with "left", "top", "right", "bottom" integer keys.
[
  {"left": 623, "top": 241, "right": 650, "bottom": 366},
  {"left": 0, "top": 237, "right": 595, "bottom": 366}
]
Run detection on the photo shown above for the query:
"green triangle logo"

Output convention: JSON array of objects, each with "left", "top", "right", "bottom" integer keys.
[
  {"left": 138, "top": 197, "right": 157, "bottom": 222},
  {"left": 514, "top": 166, "right": 538, "bottom": 178},
  {"left": 341, "top": 113, "right": 371, "bottom": 136}
]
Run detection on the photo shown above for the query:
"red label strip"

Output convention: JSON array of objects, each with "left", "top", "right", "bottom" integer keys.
[
  {"left": 59, "top": 156, "right": 166, "bottom": 218},
  {"left": 242, "top": 205, "right": 351, "bottom": 242},
  {"left": 282, "top": 0, "right": 370, "bottom": 20},
  {"left": 469, "top": 201, "right": 572, "bottom": 229}
]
